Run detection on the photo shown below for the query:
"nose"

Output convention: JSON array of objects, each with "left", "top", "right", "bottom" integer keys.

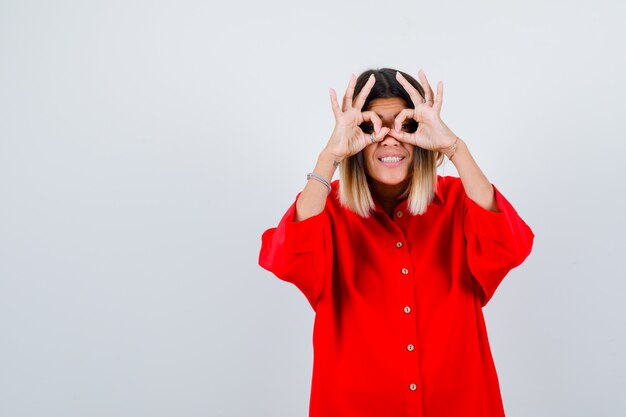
[{"left": 379, "top": 130, "right": 401, "bottom": 145}]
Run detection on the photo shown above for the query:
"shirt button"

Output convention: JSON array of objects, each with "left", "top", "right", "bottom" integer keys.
[
  {"left": 407, "top": 344, "right": 415, "bottom": 352},
  {"left": 396, "top": 211, "right": 403, "bottom": 218},
  {"left": 409, "top": 383, "right": 418, "bottom": 391},
  {"left": 401, "top": 268, "right": 409, "bottom": 275},
  {"left": 403, "top": 306, "right": 412, "bottom": 314},
  {"left": 396, "top": 241, "right": 403, "bottom": 248}
]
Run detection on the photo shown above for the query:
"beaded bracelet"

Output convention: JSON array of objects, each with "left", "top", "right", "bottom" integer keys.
[{"left": 307, "top": 172, "right": 331, "bottom": 193}]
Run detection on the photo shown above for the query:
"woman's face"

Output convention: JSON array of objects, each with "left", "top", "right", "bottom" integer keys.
[{"left": 362, "top": 97, "right": 415, "bottom": 194}]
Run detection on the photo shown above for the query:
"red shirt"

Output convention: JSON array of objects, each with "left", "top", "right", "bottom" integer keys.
[{"left": 259, "top": 175, "right": 534, "bottom": 417}]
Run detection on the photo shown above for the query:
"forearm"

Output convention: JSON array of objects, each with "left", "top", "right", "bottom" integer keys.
[
  {"left": 450, "top": 139, "right": 499, "bottom": 212},
  {"left": 294, "top": 151, "right": 338, "bottom": 221}
]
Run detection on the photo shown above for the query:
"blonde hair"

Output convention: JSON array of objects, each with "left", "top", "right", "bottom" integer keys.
[{"left": 338, "top": 147, "right": 445, "bottom": 217}]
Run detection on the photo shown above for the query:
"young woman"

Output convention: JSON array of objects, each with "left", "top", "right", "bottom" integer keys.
[{"left": 259, "top": 68, "right": 534, "bottom": 417}]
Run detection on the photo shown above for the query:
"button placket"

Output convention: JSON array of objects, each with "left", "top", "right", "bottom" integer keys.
[{"left": 391, "top": 218, "right": 422, "bottom": 408}]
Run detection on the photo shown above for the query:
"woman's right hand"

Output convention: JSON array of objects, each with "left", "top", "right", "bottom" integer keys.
[{"left": 324, "top": 74, "right": 390, "bottom": 162}]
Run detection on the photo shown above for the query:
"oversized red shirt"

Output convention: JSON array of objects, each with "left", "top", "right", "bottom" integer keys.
[{"left": 259, "top": 175, "right": 534, "bottom": 417}]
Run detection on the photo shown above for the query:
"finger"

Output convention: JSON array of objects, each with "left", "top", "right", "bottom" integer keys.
[
  {"left": 353, "top": 74, "right": 376, "bottom": 110},
  {"left": 329, "top": 88, "right": 341, "bottom": 119},
  {"left": 433, "top": 81, "right": 444, "bottom": 112},
  {"left": 342, "top": 74, "right": 357, "bottom": 112},
  {"left": 418, "top": 69, "right": 434, "bottom": 103},
  {"left": 392, "top": 108, "right": 415, "bottom": 132},
  {"left": 375, "top": 127, "right": 390, "bottom": 141},
  {"left": 361, "top": 110, "right": 382, "bottom": 134},
  {"left": 362, "top": 127, "right": 390, "bottom": 148},
  {"left": 387, "top": 127, "right": 414, "bottom": 144},
  {"left": 395, "top": 71, "right": 424, "bottom": 108}
]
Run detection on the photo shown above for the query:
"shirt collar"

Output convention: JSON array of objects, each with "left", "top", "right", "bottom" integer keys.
[{"left": 371, "top": 177, "right": 445, "bottom": 214}]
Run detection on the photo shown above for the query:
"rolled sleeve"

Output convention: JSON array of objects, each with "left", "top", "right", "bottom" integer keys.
[
  {"left": 259, "top": 195, "right": 331, "bottom": 308},
  {"left": 463, "top": 184, "right": 535, "bottom": 307},
  {"left": 282, "top": 203, "right": 327, "bottom": 254}
]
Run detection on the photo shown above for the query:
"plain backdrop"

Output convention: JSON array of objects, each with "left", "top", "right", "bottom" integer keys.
[{"left": 1, "top": 0, "right": 625, "bottom": 416}]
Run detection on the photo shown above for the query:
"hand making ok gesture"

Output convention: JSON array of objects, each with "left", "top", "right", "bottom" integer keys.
[
  {"left": 388, "top": 70, "right": 458, "bottom": 155},
  {"left": 323, "top": 74, "right": 390, "bottom": 162}
]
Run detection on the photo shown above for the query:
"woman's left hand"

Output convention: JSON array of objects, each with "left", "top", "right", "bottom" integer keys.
[{"left": 388, "top": 70, "right": 458, "bottom": 154}]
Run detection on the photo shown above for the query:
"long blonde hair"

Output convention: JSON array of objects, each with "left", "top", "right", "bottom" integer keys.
[{"left": 338, "top": 68, "right": 445, "bottom": 217}]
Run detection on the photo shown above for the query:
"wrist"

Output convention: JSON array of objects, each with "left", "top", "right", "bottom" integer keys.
[
  {"left": 439, "top": 136, "right": 461, "bottom": 159},
  {"left": 447, "top": 137, "right": 467, "bottom": 163},
  {"left": 309, "top": 151, "right": 339, "bottom": 186},
  {"left": 319, "top": 149, "right": 342, "bottom": 168}
]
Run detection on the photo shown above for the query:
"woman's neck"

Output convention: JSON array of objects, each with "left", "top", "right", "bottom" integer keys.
[{"left": 370, "top": 179, "right": 410, "bottom": 218}]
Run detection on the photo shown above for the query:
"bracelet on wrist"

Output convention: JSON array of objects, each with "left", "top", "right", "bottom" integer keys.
[
  {"left": 307, "top": 172, "right": 332, "bottom": 193},
  {"left": 440, "top": 137, "right": 459, "bottom": 160}
]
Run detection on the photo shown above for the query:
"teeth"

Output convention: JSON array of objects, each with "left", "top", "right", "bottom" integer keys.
[{"left": 380, "top": 156, "right": 403, "bottom": 163}]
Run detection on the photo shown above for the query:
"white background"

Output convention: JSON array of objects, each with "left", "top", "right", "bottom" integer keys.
[{"left": 1, "top": 1, "right": 625, "bottom": 416}]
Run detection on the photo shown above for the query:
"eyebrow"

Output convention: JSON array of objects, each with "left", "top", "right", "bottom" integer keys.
[{"left": 375, "top": 113, "right": 405, "bottom": 119}]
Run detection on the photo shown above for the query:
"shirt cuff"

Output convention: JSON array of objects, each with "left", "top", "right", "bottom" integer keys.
[
  {"left": 280, "top": 196, "right": 328, "bottom": 254},
  {"left": 464, "top": 184, "right": 521, "bottom": 242}
]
